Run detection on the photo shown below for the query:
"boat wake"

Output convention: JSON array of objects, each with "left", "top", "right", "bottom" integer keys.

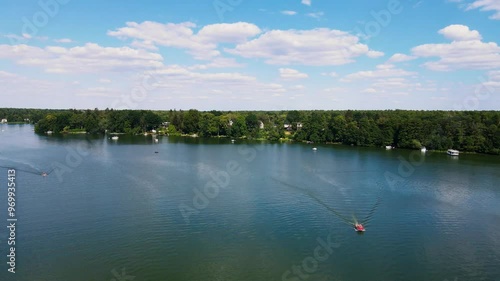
[
  {"left": 0, "top": 158, "right": 55, "bottom": 177},
  {"left": 272, "top": 177, "right": 384, "bottom": 230},
  {"left": 272, "top": 177, "right": 353, "bottom": 227},
  {"left": 0, "top": 136, "right": 96, "bottom": 177},
  {"left": 358, "top": 183, "right": 384, "bottom": 226}
]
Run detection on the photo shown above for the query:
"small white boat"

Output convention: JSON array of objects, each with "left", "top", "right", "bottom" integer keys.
[
  {"left": 385, "top": 145, "right": 393, "bottom": 150},
  {"left": 231, "top": 139, "right": 235, "bottom": 143},
  {"left": 154, "top": 138, "right": 159, "bottom": 143},
  {"left": 421, "top": 147, "right": 427, "bottom": 153},
  {"left": 447, "top": 149, "right": 459, "bottom": 156},
  {"left": 144, "top": 132, "right": 148, "bottom": 136},
  {"left": 47, "top": 131, "right": 53, "bottom": 135},
  {"left": 111, "top": 136, "right": 119, "bottom": 140},
  {"left": 312, "top": 147, "right": 317, "bottom": 151}
]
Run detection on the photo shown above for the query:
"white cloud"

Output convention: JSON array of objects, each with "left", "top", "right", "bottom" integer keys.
[
  {"left": 466, "top": 0, "right": 500, "bottom": 20},
  {"left": 306, "top": 12, "right": 324, "bottom": 19},
  {"left": 367, "top": 50, "right": 385, "bottom": 58},
  {"left": 0, "top": 43, "right": 163, "bottom": 73},
  {"left": 77, "top": 87, "right": 120, "bottom": 97},
  {"left": 108, "top": 21, "right": 260, "bottom": 60},
  {"left": 130, "top": 40, "right": 158, "bottom": 51},
  {"left": 107, "top": 21, "right": 214, "bottom": 60},
  {"left": 4, "top": 33, "right": 48, "bottom": 43},
  {"left": 324, "top": 87, "right": 346, "bottom": 93},
  {"left": 98, "top": 78, "right": 112, "bottom": 83},
  {"left": 225, "top": 28, "right": 383, "bottom": 66},
  {"left": 54, "top": 38, "right": 74, "bottom": 43},
  {"left": 197, "top": 22, "right": 262, "bottom": 43},
  {"left": 363, "top": 77, "right": 423, "bottom": 97},
  {"left": 483, "top": 70, "right": 500, "bottom": 88},
  {"left": 281, "top": 10, "right": 297, "bottom": 15},
  {"left": 188, "top": 57, "right": 244, "bottom": 70},
  {"left": 279, "top": 68, "right": 309, "bottom": 79},
  {"left": 388, "top": 53, "right": 417, "bottom": 62},
  {"left": 438, "top": 24, "right": 482, "bottom": 41},
  {"left": 290, "top": 85, "right": 306, "bottom": 90},
  {"left": 341, "top": 64, "right": 415, "bottom": 82},
  {"left": 302, "top": 0, "right": 312, "bottom": 6},
  {"left": 362, "top": 88, "right": 378, "bottom": 93},
  {"left": 488, "top": 70, "right": 500, "bottom": 81},
  {"left": 146, "top": 65, "right": 288, "bottom": 103},
  {"left": 412, "top": 25, "right": 500, "bottom": 71},
  {"left": 0, "top": 71, "right": 62, "bottom": 106},
  {"left": 321, "top": 72, "right": 338, "bottom": 77}
]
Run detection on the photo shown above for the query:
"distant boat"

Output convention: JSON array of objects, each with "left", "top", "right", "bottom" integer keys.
[
  {"left": 154, "top": 138, "right": 159, "bottom": 143},
  {"left": 144, "top": 133, "right": 148, "bottom": 136},
  {"left": 447, "top": 149, "right": 459, "bottom": 156},
  {"left": 385, "top": 145, "right": 393, "bottom": 150},
  {"left": 47, "top": 131, "right": 53, "bottom": 135},
  {"left": 421, "top": 147, "right": 427, "bottom": 153},
  {"left": 231, "top": 139, "right": 235, "bottom": 143},
  {"left": 111, "top": 136, "right": 119, "bottom": 140},
  {"left": 312, "top": 147, "right": 317, "bottom": 151}
]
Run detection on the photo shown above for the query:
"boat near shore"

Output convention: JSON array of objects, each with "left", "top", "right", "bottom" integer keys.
[{"left": 447, "top": 149, "right": 459, "bottom": 156}]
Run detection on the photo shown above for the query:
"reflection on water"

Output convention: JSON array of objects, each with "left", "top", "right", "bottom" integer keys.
[{"left": 0, "top": 124, "right": 499, "bottom": 281}]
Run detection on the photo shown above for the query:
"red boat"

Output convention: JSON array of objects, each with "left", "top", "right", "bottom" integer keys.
[{"left": 354, "top": 223, "right": 365, "bottom": 232}]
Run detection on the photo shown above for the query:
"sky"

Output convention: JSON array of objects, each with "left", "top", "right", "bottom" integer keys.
[{"left": 0, "top": 0, "right": 499, "bottom": 111}]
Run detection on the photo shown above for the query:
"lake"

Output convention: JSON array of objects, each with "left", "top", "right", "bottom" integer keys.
[{"left": 0, "top": 124, "right": 499, "bottom": 281}]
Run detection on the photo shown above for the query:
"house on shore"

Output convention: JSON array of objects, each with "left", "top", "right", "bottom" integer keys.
[{"left": 284, "top": 122, "right": 303, "bottom": 131}]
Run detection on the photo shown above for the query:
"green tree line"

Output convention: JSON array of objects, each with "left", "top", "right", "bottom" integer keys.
[{"left": 1, "top": 108, "right": 499, "bottom": 154}]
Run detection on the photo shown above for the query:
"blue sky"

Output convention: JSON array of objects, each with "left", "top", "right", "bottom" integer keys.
[{"left": 0, "top": 0, "right": 499, "bottom": 110}]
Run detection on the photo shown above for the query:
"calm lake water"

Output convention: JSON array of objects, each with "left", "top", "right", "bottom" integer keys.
[{"left": 0, "top": 124, "right": 499, "bottom": 281}]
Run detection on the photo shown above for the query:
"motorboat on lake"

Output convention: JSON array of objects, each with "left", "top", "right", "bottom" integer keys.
[
  {"left": 447, "top": 149, "right": 459, "bottom": 156},
  {"left": 354, "top": 223, "right": 365, "bottom": 232}
]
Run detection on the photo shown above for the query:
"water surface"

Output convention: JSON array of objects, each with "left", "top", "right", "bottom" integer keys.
[{"left": 0, "top": 124, "right": 499, "bottom": 281}]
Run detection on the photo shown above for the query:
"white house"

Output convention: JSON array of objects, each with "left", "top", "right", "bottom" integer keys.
[{"left": 258, "top": 121, "right": 264, "bottom": 129}]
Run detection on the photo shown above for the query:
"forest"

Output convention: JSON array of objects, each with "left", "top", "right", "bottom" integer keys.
[{"left": 1, "top": 108, "right": 499, "bottom": 155}]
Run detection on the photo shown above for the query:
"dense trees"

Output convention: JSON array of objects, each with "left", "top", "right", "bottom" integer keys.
[{"left": 1, "top": 108, "right": 498, "bottom": 154}]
